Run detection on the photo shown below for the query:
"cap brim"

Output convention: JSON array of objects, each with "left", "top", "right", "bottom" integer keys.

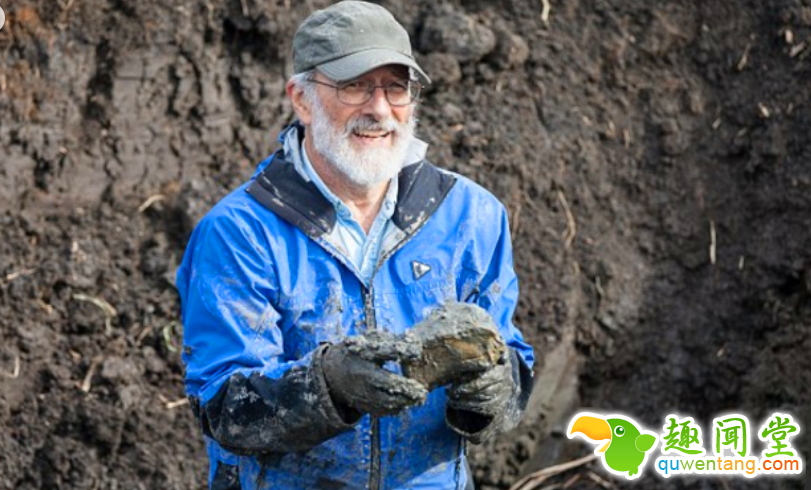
[{"left": 317, "top": 48, "right": 431, "bottom": 84}]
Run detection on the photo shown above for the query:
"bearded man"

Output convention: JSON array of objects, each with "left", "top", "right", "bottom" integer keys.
[{"left": 177, "top": 2, "right": 535, "bottom": 489}]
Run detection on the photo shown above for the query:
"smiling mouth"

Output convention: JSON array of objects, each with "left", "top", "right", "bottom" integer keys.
[{"left": 352, "top": 129, "right": 392, "bottom": 139}]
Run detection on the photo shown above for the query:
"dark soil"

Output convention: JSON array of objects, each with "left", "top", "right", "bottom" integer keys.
[{"left": 1, "top": 0, "right": 809, "bottom": 489}]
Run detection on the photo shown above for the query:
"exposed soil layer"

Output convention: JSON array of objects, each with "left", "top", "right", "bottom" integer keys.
[{"left": 1, "top": 0, "right": 809, "bottom": 489}]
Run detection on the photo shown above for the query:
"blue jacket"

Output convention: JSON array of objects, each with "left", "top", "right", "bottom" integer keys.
[{"left": 177, "top": 147, "right": 535, "bottom": 490}]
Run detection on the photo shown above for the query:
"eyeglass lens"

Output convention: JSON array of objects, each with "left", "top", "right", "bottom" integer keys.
[{"left": 337, "top": 81, "right": 419, "bottom": 106}]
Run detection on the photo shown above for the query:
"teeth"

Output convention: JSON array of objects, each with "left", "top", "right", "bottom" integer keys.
[{"left": 354, "top": 130, "right": 390, "bottom": 138}]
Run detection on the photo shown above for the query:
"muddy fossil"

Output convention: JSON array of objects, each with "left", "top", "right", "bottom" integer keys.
[{"left": 402, "top": 303, "right": 507, "bottom": 390}]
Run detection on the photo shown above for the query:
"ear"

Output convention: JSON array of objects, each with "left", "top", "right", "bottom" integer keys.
[{"left": 286, "top": 79, "right": 313, "bottom": 126}]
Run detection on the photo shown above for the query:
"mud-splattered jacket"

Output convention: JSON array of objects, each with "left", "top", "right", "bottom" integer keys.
[{"left": 177, "top": 140, "right": 535, "bottom": 489}]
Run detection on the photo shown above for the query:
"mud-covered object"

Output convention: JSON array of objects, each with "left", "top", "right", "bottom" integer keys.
[
  {"left": 177, "top": 138, "right": 534, "bottom": 489},
  {"left": 321, "top": 331, "right": 428, "bottom": 417},
  {"left": 402, "top": 302, "right": 507, "bottom": 390}
]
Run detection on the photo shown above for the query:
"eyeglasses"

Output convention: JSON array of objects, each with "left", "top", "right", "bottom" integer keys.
[{"left": 308, "top": 78, "right": 421, "bottom": 106}]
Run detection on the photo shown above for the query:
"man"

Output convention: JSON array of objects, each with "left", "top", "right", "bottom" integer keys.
[{"left": 176, "top": 1, "right": 535, "bottom": 489}]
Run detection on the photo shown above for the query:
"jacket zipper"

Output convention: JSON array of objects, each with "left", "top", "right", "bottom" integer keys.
[
  {"left": 365, "top": 218, "right": 437, "bottom": 490},
  {"left": 364, "top": 284, "right": 382, "bottom": 490},
  {"left": 364, "top": 285, "right": 380, "bottom": 490}
]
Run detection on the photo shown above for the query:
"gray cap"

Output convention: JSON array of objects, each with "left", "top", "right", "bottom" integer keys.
[{"left": 293, "top": 1, "right": 430, "bottom": 84}]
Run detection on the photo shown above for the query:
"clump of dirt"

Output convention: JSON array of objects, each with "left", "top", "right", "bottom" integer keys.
[
  {"left": 1, "top": 0, "right": 809, "bottom": 489},
  {"left": 403, "top": 302, "right": 506, "bottom": 390}
]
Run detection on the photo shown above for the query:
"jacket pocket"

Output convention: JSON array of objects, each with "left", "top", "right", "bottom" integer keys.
[{"left": 211, "top": 461, "right": 241, "bottom": 490}]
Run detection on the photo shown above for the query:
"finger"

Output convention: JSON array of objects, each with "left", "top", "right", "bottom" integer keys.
[
  {"left": 348, "top": 370, "right": 427, "bottom": 414},
  {"left": 448, "top": 388, "right": 498, "bottom": 408},
  {"left": 452, "top": 358, "right": 494, "bottom": 378},
  {"left": 449, "top": 375, "right": 500, "bottom": 398},
  {"left": 448, "top": 397, "right": 500, "bottom": 416},
  {"left": 454, "top": 361, "right": 512, "bottom": 392},
  {"left": 379, "top": 387, "right": 428, "bottom": 408},
  {"left": 448, "top": 366, "right": 490, "bottom": 387},
  {"left": 370, "top": 370, "right": 428, "bottom": 400},
  {"left": 369, "top": 377, "right": 428, "bottom": 415},
  {"left": 448, "top": 381, "right": 505, "bottom": 401},
  {"left": 346, "top": 331, "right": 421, "bottom": 363}
]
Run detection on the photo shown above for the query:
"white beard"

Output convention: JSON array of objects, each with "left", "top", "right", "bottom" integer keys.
[{"left": 308, "top": 96, "right": 416, "bottom": 189}]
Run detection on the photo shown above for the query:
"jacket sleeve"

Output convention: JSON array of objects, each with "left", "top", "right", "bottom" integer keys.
[
  {"left": 177, "top": 209, "right": 358, "bottom": 456},
  {"left": 447, "top": 204, "right": 535, "bottom": 444}
]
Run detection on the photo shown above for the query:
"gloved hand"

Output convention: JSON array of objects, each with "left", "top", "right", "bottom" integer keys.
[
  {"left": 445, "top": 352, "right": 515, "bottom": 436},
  {"left": 321, "top": 330, "right": 428, "bottom": 419}
]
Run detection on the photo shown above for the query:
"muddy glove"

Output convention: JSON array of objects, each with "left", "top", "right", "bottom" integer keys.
[
  {"left": 321, "top": 330, "right": 428, "bottom": 420},
  {"left": 445, "top": 351, "right": 516, "bottom": 443}
]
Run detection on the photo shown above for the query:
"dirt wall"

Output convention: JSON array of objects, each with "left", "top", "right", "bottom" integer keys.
[{"left": 1, "top": 0, "right": 809, "bottom": 489}]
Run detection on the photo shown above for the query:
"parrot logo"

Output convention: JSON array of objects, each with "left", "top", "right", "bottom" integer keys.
[{"left": 568, "top": 412, "right": 659, "bottom": 480}]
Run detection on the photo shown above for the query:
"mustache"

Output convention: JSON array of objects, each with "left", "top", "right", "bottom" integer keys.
[{"left": 344, "top": 115, "right": 403, "bottom": 135}]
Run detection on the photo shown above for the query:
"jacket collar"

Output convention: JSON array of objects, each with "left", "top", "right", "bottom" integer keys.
[{"left": 246, "top": 149, "right": 457, "bottom": 242}]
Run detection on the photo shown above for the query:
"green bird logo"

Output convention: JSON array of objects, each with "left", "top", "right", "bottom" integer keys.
[{"left": 568, "top": 412, "right": 659, "bottom": 480}]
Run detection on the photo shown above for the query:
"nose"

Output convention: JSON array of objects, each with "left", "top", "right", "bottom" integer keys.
[{"left": 364, "top": 86, "right": 393, "bottom": 121}]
